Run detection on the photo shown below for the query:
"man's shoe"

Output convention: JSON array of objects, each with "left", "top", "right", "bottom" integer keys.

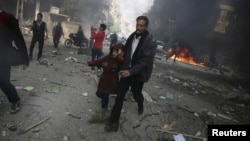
[
  {"left": 10, "top": 100, "right": 21, "bottom": 114},
  {"left": 138, "top": 105, "right": 143, "bottom": 115},
  {"left": 104, "top": 123, "right": 119, "bottom": 132}
]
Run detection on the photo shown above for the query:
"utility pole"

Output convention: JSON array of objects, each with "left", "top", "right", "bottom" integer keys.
[
  {"left": 35, "top": 0, "right": 40, "bottom": 18},
  {"left": 16, "top": 0, "right": 24, "bottom": 24}
]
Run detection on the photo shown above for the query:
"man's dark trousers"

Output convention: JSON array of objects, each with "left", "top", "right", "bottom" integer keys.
[
  {"left": 0, "top": 63, "right": 20, "bottom": 104},
  {"left": 29, "top": 36, "right": 44, "bottom": 59},
  {"left": 109, "top": 76, "right": 144, "bottom": 123}
]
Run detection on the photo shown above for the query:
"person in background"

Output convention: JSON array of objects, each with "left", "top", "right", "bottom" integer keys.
[
  {"left": 52, "top": 22, "right": 64, "bottom": 49},
  {"left": 110, "top": 32, "right": 118, "bottom": 50},
  {"left": 104, "top": 16, "right": 156, "bottom": 132},
  {"left": 29, "top": 12, "right": 48, "bottom": 61},
  {"left": 0, "top": 0, "right": 29, "bottom": 113},
  {"left": 88, "top": 28, "right": 97, "bottom": 49},
  {"left": 90, "top": 24, "right": 106, "bottom": 72},
  {"left": 75, "top": 25, "right": 85, "bottom": 46}
]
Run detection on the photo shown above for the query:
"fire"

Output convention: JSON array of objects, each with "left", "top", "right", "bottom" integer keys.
[{"left": 166, "top": 47, "right": 204, "bottom": 67}]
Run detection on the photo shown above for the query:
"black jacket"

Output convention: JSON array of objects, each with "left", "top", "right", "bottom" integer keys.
[
  {"left": 31, "top": 20, "right": 46, "bottom": 38},
  {"left": 0, "top": 11, "right": 29, "bottom": 66},
  {"left": 123, "top": 30, "right": 156, "bottom": 82}
]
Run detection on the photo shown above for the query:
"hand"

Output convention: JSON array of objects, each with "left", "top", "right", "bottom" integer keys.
[
  {"left": 118, "top": 50, "right": 123, "bottom": 57},
  {"left": 119, "top": 70, "right": 131, "bottom": 78},
  {"left": 21, "top": 64, "right": 28, "bottom": 70},
  {"left": 87, "top": 61, "right": 94, "bottom": 66}
]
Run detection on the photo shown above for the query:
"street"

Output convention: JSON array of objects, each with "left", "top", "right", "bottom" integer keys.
[{"left": 0, "top": 35, "right": 249, "bottom": 141}]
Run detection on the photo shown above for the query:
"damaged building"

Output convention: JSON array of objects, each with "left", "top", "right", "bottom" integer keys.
[{"left": 1, "top": 0, "right": 111, "bottom": 38}]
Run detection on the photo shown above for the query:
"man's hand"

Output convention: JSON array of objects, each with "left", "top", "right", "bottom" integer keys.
[
  {"left": 119, "top": 70, "right": 131, "bottom": 78},
  {"left": 21, "top": 64, "right": 28, "bottom": 70}
]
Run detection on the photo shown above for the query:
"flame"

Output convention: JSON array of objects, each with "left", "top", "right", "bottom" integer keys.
[{"left": 167, "top": 47, "right": 204, "bottom": 67}]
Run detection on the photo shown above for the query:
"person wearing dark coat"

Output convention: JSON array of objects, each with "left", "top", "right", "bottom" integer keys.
[
  {"left": 104, "top": 16, "right": 156, "bottom": 132},
  {"left": 29, "top": 12, "right": 48, "bottom": 61},
  {"left": 0, "top": 4, "right": 29, "bottom": 114},
  {"left": 52, "top": 22, "right": 64, "bottom": 48},
  {"left": 87, "top": 43, "right": 124, "bottom": 111},
  {"left": 76, "top": 25, "right": 84, "bottom": 45},
  {"left": 110, "top": 32, "right": 118, "bottom": 50}
]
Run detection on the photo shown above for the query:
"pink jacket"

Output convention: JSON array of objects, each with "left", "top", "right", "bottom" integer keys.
[{"left": 91, "top": 28, "right": 105, "bottom": 49}]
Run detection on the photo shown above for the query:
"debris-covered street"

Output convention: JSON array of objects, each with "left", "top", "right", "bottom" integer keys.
[{"left": 0, "top": 35, "right": 249, "bottom": 141}]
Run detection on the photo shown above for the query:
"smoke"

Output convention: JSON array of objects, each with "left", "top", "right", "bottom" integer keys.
[
  {"left": 146, "top": 0, "right": 250, "bottom": 72},
  {"left": 117, "top": 0, "right": 154, "bottom": 35}
]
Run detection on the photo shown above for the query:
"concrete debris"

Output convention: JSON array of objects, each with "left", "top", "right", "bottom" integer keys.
[
  {"left": 217, "top": 113, "right": 233, "bottom": 121},
  {"left": 195, "top": 131, "right": 201, "bottom": 137},
  {"left": 142, "top": 91, "right": 155, "bottom": 103},
  {"left": 2, "top": 131, "right": 6, "bottom": 137},
  {"left": 39, "top": 59, "right": 53, "bottom": 66},
  {"left": 155, "top": 73, "right": 163, "bottom": 78},
  {"left": 46, "top": 85, "right": 60, "bottom": 94},
  {"left": 162, "top": 121, "right": 176, "bottom": 131},
  {"left": 23, "top": 86, "right": 34, "bottom": 91},
  {"left": 154, "top": 86, "right": 161, "bottom": 89},
  {"left": 159, "top": 96, "right": 166, "bottom": 100},
  {"left": 224, "top": 92, "right": 240, "bottom": 100},
  {"left": 194, "top": 113, "right": 199, "bottom": 117},
  {"left": 15, "top": 86, "right": 23, "bottom": 89},
  {"left": 8, "top": 124, "right": 18, "bottom": 132},
  {"left": 63, "top": 135, "right": 69, "bottom": 141},
  {"left": 157, "top": 129, "right": 207, "bottom": 141},
  {"left": 81, "top": 92, "right": 88, "bottom": 96},
  {"left": 65, "top": 57, "right": 78, "bottom": 62},
  {"left": 182, "top": 82, "right": 189, "bottom": 87},
  {"left": 67, "top": 113, "right": 81, "bottom": 120},
  {"left": 166, "top": 93, "right": 174, "bottom": 100},
  {"left": 83, "top": 72, "right": 91, "bottom": 76},
  {"left": 38, "top": 77, "right": 47, "bottom": 81},
  {"left": 165, "top": 75, "right": 180, "bottom": 83},
  {"left": 52, "top": 50, "right": 61, "bottom": 55},
  {"left": 201, "top": 90, "right": 206, "bottom": 94},
  {"left": 173, "top": 134, "right": 186, "bottom": 141},
  {"left": 31, "top": 128, "right": 40, "bottom": 133},
  {"left": 207, "top": 111, "right": 216, "bottom": 117}
]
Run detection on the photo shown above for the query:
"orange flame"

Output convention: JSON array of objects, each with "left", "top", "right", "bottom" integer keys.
[{"left": 168, "top": 47, "right": 204, "bottom": 67}]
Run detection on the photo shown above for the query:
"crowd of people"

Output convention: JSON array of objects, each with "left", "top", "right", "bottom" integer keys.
[{"left": 1, "top": 0, "right": 156, "bottom": 132}]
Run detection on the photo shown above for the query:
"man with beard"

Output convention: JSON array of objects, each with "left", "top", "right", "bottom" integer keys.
[
  {"left": 29, "top": 12, "right": 48, "bottom": 61},
  {"left": 104, "top": 16, "right": 156, "bottom": 132}
]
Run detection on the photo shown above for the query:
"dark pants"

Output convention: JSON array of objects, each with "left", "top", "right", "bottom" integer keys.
[
  {"left": 96, "top": 89, "right": 109, "bottom": 109},
  {"left": 89, "top": 38, "right": 94, "bottom": 48},
  {"left": 29, "top": 36, "right": 44, "bottom": 59},
  {"left": 53, "top": 36, "right": 61, "bottom": 48},
  {"left": 109, "top": 77, "right": 144, "bottom": 123},
  {"left": 0, "top": 64, "right": 20, "bottom": 104},
  {"left": 91, "top": 48, "right": 103, "bottom": 70}
]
